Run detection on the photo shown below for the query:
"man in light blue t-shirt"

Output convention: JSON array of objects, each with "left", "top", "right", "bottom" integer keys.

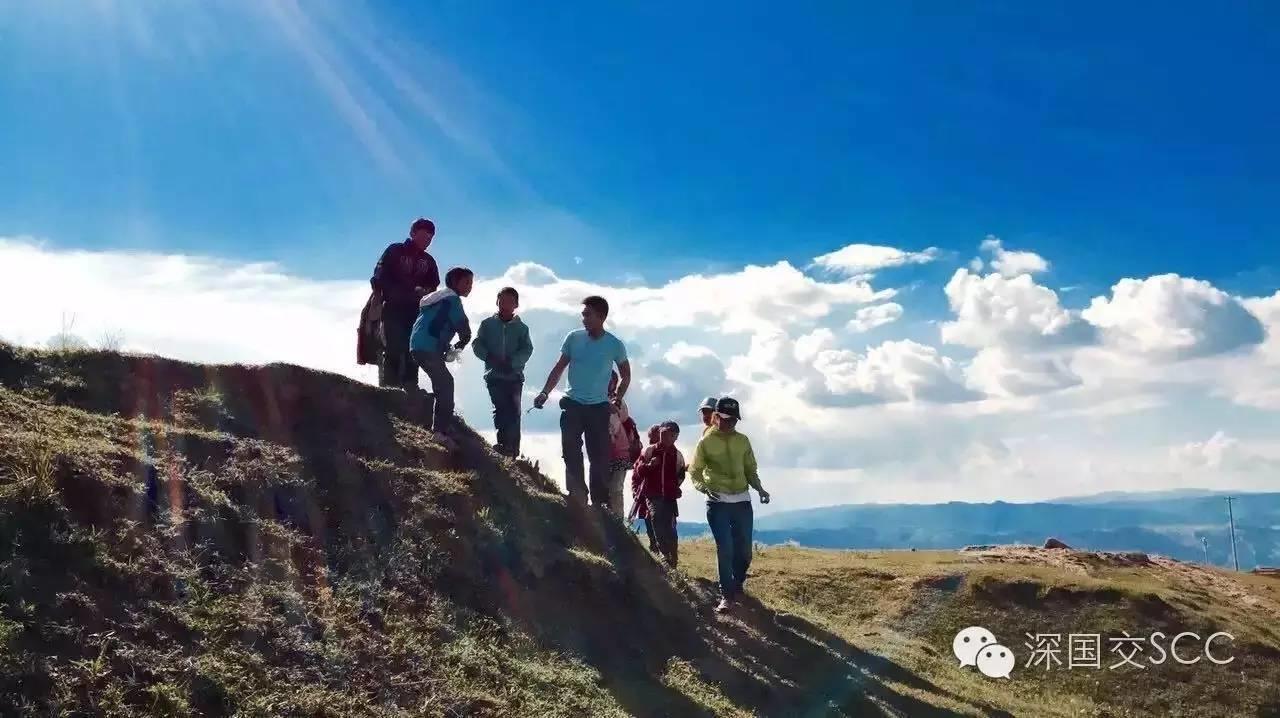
[{"left": 534, "top": 295, "right": 630, "bottom": 509}]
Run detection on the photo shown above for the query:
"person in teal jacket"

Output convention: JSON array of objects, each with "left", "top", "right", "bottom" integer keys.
[
  {"left": 472, "top": 286, "right": 534, "bottom": 456},
  {"left": 410, "top": 267, "right": 473, "bottom": 439}
]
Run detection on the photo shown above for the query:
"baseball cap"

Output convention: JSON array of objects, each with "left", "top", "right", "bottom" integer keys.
[
  {"left": 715, "top": 397, "right": 741, "bottom": 420},
  {"left": 699, "top": 397, "right": 718, "bottom": 411}
]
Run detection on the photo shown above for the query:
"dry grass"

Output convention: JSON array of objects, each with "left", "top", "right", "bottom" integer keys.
[
  {"left": 680, "top": 541, "right": 1280, "bottom": 717},
  {"left": 3, "top": 341, "right": 1279, "bottom": 717}
]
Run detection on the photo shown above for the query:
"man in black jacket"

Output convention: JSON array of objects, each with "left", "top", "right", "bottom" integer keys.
[{"left": 372, "top": 218, "right": 441, "bottom": 388}]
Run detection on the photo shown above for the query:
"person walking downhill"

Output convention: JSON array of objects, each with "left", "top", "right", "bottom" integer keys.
[
  {"left": 371, "top": 218, "right": 441, "bottom": 389},
  {"left": 690, "top": 397, "right": 770, "bottom": 613},
  {"left": 606, "top": 371, "right": 643, "bottom": 512},
  {"left": 533, "top": 296, "right": 630, "bottom": 510},
  {"left": 633, "top": 420, "right": 686, "bottom": 568},
  {"left": 409, "top": 267, "right": 473, "bottom": 445},
  {"left": 472, "top": 287, "right": 533, "bottom": 457},
  {"left": 631, "top": 424, "right": 663, "bottom": 551}
]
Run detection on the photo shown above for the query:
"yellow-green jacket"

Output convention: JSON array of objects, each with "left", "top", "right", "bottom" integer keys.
[{"left": 690, "top": 429, "right": 763, "bottom": 496}]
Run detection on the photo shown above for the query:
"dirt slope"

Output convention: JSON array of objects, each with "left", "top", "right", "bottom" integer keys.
[{"left": 1, "top": 343, "right": 1277, "bottom": 717}]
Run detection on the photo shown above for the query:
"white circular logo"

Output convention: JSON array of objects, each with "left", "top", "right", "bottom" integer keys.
[
  {"left": 952, "top": 626, "right": 998, "bottom": 667},
  {"left": 953, "top": 626, "right": 1014, "bottom": 678},
  {"left": 976, "top": 644, "right": 1016, "bottom": 679}
]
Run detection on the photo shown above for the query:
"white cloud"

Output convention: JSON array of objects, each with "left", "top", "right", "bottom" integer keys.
[
  {"left": 1082, "top": 274, "right": 1265, "bottom": 360},
  {"left": 941, "top": 269, "right": 1090, "bottom": 349},
  {"left": 1170, "top": 431, "right": 1280, "bottom": 473},
  {"left": 806, "top": 339, "right": 976, "bottom": 407},
  {"left": 482, "top": 260, "right": 893, "bottom": 336},
  {"left": 979, "top": 235, "right": 1049, "bottom": 277},
  {"left": 847, "top": 303, "right": 903, "bottom": 333},
  {"left": 964, "top": 347, "right": 1081, "bottom": 398},
  {"left": 3, "top": 235, "right": 1278, "bottom": 509},
  {"left": 812, "top": 243, "right": 939, "bottom": 275},
  {"left": 1210, "top": 290, "right": 1280, "bottom": 410}
]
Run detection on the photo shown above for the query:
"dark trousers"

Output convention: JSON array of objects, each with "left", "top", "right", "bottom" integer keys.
[
  {"left": 706, "top": 501, "right": 753, "bottom": 598},
  {"left": 379, "top": 307, "right": 419, "bottom": 388},
  {"left": 486, "top": 377, "right": 523, "bottom": 455},
  {"left": 411, "top": 350, "right": 453, "bottom": 432},
  {"left": 559, "top": 399, "right": 612, "bottom": 508},
  {"left": 646, "top": 496, "right": 679, "bottom": 567},
  {"left": 642, "top": 515, "right": 659, "bottom": 551}
]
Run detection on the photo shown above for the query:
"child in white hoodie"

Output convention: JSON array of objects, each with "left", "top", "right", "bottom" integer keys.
[{"left": 410, "top": 267, "right": 474, "bottom": 440}]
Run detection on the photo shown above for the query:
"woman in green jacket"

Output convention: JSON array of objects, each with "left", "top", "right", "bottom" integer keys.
[{"left": 689, "top": 397, "right": 771, "bottom": 613}]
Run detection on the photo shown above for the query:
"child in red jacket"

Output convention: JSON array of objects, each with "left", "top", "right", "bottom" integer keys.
[
  {"left": 632, "top": 421, "right": 686, "bottom": 567},
  {"left": 631, "top": 424, "right": 662, "bottom": 551}
]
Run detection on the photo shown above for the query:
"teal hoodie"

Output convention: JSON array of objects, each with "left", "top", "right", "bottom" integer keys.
[
  {"left": 472, "top": 314, "right": 533, "bottom": 382},
  {"left": 409, "top": 288, "right": 471, "bottom": 353}
]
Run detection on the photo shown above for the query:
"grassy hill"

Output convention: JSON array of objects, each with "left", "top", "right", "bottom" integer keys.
[{"left": 2, "top": 342, "right": 1279, "bottom": 717}]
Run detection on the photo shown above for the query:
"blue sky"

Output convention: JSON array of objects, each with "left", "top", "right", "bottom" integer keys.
[
  {"left": 2, "top": 2, "right": 1277, "bottom": 289},
  {"left": 1, "top": 2, "right": 1278, "bottom": 510}
]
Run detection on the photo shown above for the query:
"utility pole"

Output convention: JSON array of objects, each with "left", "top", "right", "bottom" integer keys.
[
  {"left": 1226, "top": 497, "right": 1240, "bottom": 572},
  {"left": 1201, "top": 536, "right": 1210, "bottom": 565}
]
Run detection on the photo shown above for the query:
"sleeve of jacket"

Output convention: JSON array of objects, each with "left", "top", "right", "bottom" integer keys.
[
  {"left": 742, "top": 436, "right": 763, "bottom": 492},
  {"left": 510, "top": 322, "right": 534, "bottom": 371},
  {"left": 424, "top": 255, "right": 441, "bottom": 293},
  {"left": 472, "top": 318, "right": 491, "bottom": 361},
  {"left": 689, "top": 438, "right": 708, "bottom": 492},
  {"left": 371, "top": 244, "right": 400, "bottom": 300},
  {"left": 451, "top": 297, "right": 472, "bottom": 348}
]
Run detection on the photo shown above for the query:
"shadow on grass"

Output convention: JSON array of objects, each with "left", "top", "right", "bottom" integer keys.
[{"left": 450, "top": 428, "right": 1011, "bottom": 717}]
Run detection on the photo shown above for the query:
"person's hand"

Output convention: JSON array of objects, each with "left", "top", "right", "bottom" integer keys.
[
  {"left": 533, "top": 392, "right": 548, "bottom": 409},
  {"left": 759, "top": 490, "right": 771, "bottom": 505}
]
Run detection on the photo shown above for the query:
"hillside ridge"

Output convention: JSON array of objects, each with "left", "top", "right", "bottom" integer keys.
[{"left": 2, "top": 343, "right": 1279, "bottom": 717}]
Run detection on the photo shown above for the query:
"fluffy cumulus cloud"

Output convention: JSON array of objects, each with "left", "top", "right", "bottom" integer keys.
[
  {"left": 1082, "top": 274, "right": 1264, "bottom": 360},
  {"left": 975, "top": 235, "right": 1050, "bottom": 277},
  {"left": 3, "top": 235, "right": 1279, "bottom": 511},
  {"left": 964, "top": 347, "right": 1081, "bottom": 398},
  {"left": 847, "top": 303, "right": 904, "bottom": 333},
  {"left": 812, "top": 243, "right": 939, "bottom": 276},
  {"left": 941, "top": 269, "right": 1090, "bottom": 348},
  {"left": 483, "top": 259, "right": 892, "bottom": 335},
  {"left": 805, "top": 339, "right": 975, "bottom": 407},
  {"left": 1170, "top": 431, "right": 1280, "bottom": 474}
]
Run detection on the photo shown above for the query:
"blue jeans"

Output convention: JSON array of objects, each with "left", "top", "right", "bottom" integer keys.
[{"left": 706, "top": 501, "right": 753, "bottom": 598}]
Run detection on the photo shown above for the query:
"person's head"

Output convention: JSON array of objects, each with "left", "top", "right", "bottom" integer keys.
[
  {"left": 698, "top": 396, "right": 718, "bottom": 426},
  {"left": 647, "top": 424, "right": 661, "bottom": 445},
  {"left": 409, "top": 218, "right": 436, "bottom": 251},
  {"left": 714, "top": 397, "right": 741, "bottom": 432},
  {"left": 497, "top": 286, "right": 519, "bottom": 317},
  {"left": 581, "top": 295, "right": 609, "bottom": 334},
  {"left": 445, "top": 267, "right": 474, "bottom": 297},
  {"left": 658, "top": 420, "right": 680, "bottom": 447}
]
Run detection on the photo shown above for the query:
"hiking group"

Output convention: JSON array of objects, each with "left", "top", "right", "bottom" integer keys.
[{"left": 359, "top": 218, "right": 772, "bottom": 613}]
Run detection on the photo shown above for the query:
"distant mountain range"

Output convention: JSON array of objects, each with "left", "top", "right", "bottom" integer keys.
[{"left": 675, "top": 490, "right": 1280, "bottom": 569}]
